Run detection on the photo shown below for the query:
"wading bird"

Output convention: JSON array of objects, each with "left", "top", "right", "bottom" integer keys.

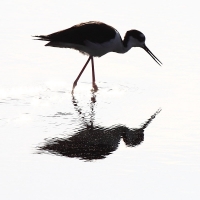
[{"left": 34, "top": 21, "right": 162, "bottom": 93}]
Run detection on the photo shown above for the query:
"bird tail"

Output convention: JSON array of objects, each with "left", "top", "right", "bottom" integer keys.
[{"left": 32, "top": 35, "right": 50, "bottom": 41}]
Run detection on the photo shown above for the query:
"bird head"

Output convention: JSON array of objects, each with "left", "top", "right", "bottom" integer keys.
[{"left": 124, "top": 30, "right": 162, "bottom": 66}]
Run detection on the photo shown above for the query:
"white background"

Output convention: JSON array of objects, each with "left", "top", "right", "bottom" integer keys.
[{"left": 0, "top": 1, "right": 200, "bottom": 199}]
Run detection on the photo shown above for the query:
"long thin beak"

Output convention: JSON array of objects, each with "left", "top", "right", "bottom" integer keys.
[{"left": 143, "top": 45, "right": 162, "bottom": 66}]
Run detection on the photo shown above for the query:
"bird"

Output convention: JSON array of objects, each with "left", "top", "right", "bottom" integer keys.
[{"left": 34, "top": 21, "right": 162, "bottom": 93}]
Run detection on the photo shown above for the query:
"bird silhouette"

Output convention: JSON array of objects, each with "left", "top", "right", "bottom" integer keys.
[{"left": 34, "top": 21, "right": 162, "bottom": 93}]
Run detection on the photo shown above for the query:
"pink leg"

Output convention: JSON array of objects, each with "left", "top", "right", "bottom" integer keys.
[
  {"left": 72, "top": 56, "right": 92, "bottom": 93},
  {"left": 91, "top": 57, "right": 98, "bottom": 92}
]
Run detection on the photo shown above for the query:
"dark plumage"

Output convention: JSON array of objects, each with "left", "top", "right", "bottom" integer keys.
[
  {"left": 34, "top": 21, "right": 162, "bottom": 93},
  {"left": 36, "top": 21, "right": 117, "bottom": 46}
]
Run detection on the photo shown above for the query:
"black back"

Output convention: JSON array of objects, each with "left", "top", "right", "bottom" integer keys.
[{"left": 43, "top": 21, "right": 117, "bottom": 45}]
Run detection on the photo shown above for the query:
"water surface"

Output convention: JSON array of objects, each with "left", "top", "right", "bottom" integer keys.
[{"left": 1, "top": 1, "right": 200, "bottom": 199}]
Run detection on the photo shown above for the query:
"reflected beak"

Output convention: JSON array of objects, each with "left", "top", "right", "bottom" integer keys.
[{"left": 143, "top": 45, "right": 162, "bottom": 66}]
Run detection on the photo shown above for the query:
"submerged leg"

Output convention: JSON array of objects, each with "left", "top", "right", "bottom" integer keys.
[
  {"left": 72, "top": 56, "right": 92, "bottom": 94},
  {"left": 91, "top": 57, "right": 98, "bottom": 92}
]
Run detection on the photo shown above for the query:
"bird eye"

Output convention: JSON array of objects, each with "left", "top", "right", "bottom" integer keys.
[{"left": 140, "top": 34, "right": 145, "bottom": 42}]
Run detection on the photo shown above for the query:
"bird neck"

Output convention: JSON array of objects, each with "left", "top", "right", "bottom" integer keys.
[
  {"left": 112, "top": 38, "right": 132, "bottom": 54},
  {"left": 119, "top": 33, "right": 144, "bottom": 53},
  {"left": 114, "top": 41, "right": 132, "bottom": 54},
  {"left": 112, "top": 31, "right": 134, "bottom": 54},
  {"left": 123, "top": 34, "right": 144, "bottom": 50}
]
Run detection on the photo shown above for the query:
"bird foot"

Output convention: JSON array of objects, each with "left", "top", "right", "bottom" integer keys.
[
  {"left": 91, "top": 83, "right": 98, "bottom": 92},
  {"left": 71, "top": 82, "right": 77, "bottom": 94}
]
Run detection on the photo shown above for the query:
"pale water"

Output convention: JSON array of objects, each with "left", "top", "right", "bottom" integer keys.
[{"left": 0, "top": 1, "right": 200, "bottom": 199}]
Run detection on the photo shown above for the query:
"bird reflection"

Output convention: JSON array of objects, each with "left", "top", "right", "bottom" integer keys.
[{"left": 37, "top": 94, "right": 161, "bottom": 161}]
